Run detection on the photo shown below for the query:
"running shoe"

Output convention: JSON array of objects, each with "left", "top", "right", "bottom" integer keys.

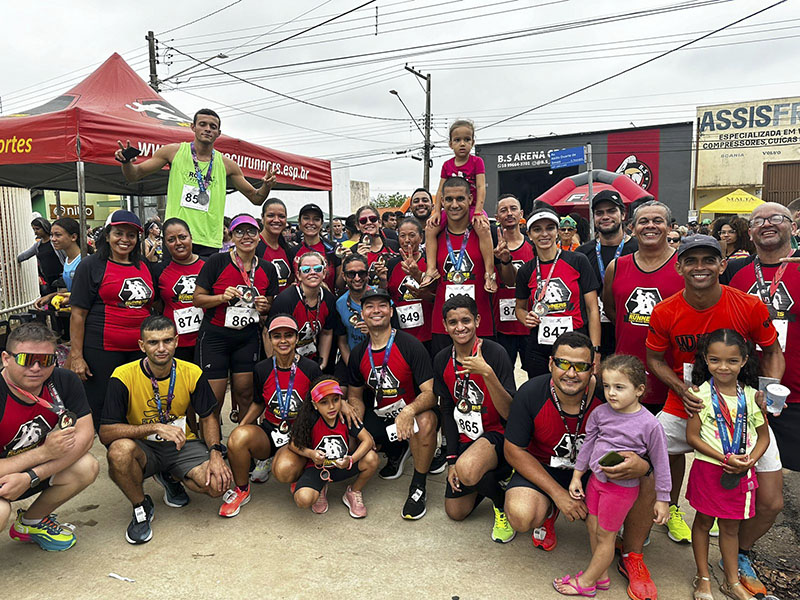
[
  {"left": 9, "top": 510, "right": 76, "bottom": 552},
  {"left": 342, "top": 485, "right": 367, "bottom": 518},
  {"left": 532, "top": 506, "right": 559, "bottom": 551},
  {"left": 720, "top": 554, "right": 768, "bottom": 599},
  {"left": 125, "top": 495, "right": 155, "bottom": 545},
  {"left": 312, "top": 484, "right": 328, "bottom": 514},
  {"left": 428, "top": 447, "right": 447, "bottom": 475},
  {"left": 379, "top": 443, "right": 411, "bottom": 480},
  {"left": 250, "top": 458, "right": 272, "bottom": 483},
  {"left": 402, "top": 485, "right": 427, "bottom": 520},
  {"left": 219, "top": 487, "right": 251, "bottom": 518},
  {"left": 491, "top": 505, "right": 516, "bottom": 544},
  {"left": 153, "top": 471, "right": 190, "bottom": 508},
  {"left": 618, "top": 552, "right": 657, "bottom": 600},
  {"left": 709, "top": 518, "right": 719, "bottom": 537},
  {"left": 666, "top": 504, "right": 692, "bottom": 543}
]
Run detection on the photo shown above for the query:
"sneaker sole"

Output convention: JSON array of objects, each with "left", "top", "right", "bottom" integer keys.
[
  {"left": 219, "top": 494, "right": 251, "bottom": 518},
  {"left": 492, "top": 531, "right": 516, "bottom": 544},
  {"left": 718, "top": 558, "right": 767, "bottom": 598},
  {"left": 402, "top": 506, "right": 427, "bottom": 520},
  {"left": 125, "top": 508, "right": 154, "bottom": 545},
  {"left": 666, "top": 531, "right": 691, "bottom": 543},
  {"left": 379, "top": 446, "right": 411, "bottom": 480},
  {"left": 249, "top": 473, "right": 270, "bottom": 483},
  {"left": 153, "top": 475, "right": 190, "bottom": 508},
  {"left": 342, "top": 496, "right": 366, "bottom": 519}
]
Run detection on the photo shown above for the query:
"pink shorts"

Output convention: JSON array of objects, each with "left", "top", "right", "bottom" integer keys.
[{"left": 585, "top": 473, "right": 639, "bottom": 532}]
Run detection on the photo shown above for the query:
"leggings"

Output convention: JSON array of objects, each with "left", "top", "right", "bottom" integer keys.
[{"left": 82, "top": 346, "right": 143, "bottom": 431}]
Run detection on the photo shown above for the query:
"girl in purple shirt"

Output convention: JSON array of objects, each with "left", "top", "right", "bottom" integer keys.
[{"left": 554, "top": 355, "right": 670, "bottom": 597}]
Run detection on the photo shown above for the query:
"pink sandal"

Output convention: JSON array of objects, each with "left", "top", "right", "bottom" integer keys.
[
  {"left": 553, "top": 573, "right": 597, "bottom": 597},
  {"left": 596, "top": 577, "right": 610, "bottom": 591}
]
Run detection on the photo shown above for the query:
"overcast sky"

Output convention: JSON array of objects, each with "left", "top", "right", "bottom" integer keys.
[{"left": 3, "top": 0, "right": 799, "bottom": 198}]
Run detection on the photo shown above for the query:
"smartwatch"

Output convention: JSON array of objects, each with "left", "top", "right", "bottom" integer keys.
[
  {"left": 209, "top": 443, "right": 227, "bottom": 457},
  {"left": 26, "top": 469, "right": 40, "bottom": 488}
]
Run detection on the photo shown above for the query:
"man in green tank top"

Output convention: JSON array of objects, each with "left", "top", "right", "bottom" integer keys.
[{"left": 115, "top": 109, "right": 276, "bottom": 256}]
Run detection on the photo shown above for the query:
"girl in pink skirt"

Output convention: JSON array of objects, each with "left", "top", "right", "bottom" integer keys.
[{"left": 686, "top": 329, "right": 771, "bottom": 600}]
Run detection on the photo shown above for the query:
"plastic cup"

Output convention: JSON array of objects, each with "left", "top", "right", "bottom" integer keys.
[{"left": 765, "top": 383, "right": 789, "bottom": 416}]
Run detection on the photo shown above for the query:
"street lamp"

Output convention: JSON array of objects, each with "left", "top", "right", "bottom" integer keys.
[
  {"left": 389, "top": 90, "right": 426, "bottom": 139},
  {"left": 390, "top": 68, "right": 432, "bottom": 189}
]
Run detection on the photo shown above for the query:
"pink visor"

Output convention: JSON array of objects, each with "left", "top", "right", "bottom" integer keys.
[
  {"left": 310, "top": 379, "right": 343, "bottom": 403},
  {"left": 268, "top": 316, "right": 298, "bottom": 333},
  {"left": 230, "top": 214, "right": 259, "bottom": 231}
]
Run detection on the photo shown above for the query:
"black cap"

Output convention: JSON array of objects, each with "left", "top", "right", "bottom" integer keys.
[
  {"left": 677, "top": 234, "right": 722, "bottom": 258},
  {"left": 298, "top": 203, "right": 323, "bottom": 219},
  {"left": 591, "top": 189, "right": 625, "bottom": 211},
  {"left": 361, "top": 287, "right": 392, "bottom": 303}
]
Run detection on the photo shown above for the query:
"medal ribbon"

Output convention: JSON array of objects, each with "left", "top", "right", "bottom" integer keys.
[
  {"left": 535, "top": 249, "right": 562, "bottom": 303},
  {"left": 445, "top": 228, "right": 471, "bottom": 276},
  {"left": 753, "top": 251, "right": 793, "bottom": 310},
  {"left": 709, "top": 378, "right": 747, "bottom": 456},
  {"left": 144, "top": 359, "right": 177, "bottom": 425},
  {"left": 368, "top": 329, "right": 396, "bottom": 404},
  {"left": 595, "top": 239, "right": 625, "bottom": 281},
  {"left": 2, "top": 372, "right": 65, "bottom": 415},
  {"left": 273, "top": 357, "right": 297, "bottom": 421},
  {"left": 549, "top": 378, "right": 589, "bottom": 463},
  {"left": 190, "top": 142, "right": 214, "bottom": 193},
  {"left": 451, "top": 338, "right": 481, "bottom": 401},
  {"left": 232, "top": 251, "right": 258, "bottom": 290}
]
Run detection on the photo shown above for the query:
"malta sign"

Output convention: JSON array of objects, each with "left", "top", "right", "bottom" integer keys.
[{"left": 550, "top": 146, "right": 586, "bottom": 169}]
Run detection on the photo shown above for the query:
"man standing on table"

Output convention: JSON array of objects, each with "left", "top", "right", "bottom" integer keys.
[
  {"left": 115, "top": 109, "right": 276, "bottom": 256},
  {"left": 647, "top": 234, "right": 784, "bottom": 599}
]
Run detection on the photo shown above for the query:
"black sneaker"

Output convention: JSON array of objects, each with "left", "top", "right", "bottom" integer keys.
[
  {"left": 379, "top": 443, "right": 410, "bottom": 480},
  {"left": 153, "top": 472, "right": 190, "bottom": 508},
  {"left": 428, "top": 446, "right": 447, "bottom": 474},
  {"left": 402, "top": 485, "right": 427, "bottom": 520},
  {"left": 125, "top": 495, "right": 154, "bottom": 545}
]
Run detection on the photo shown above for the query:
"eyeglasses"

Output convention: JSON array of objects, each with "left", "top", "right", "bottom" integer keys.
[
  {"left": 552, "top": 357, "right": 592, "bottom": 373},
  {"left": 9, "top": 352, "right": 57, "bottom": 368},
  {"left": 232, "top": 227, "right": 259, "bottom": 238},
  {"left": 359, "top": 215, "right": 379, "bottom": 224},
  {"left": 750, "top": 214, "right": 791, "bottom": 228},
  {"left": 344, "top": 270, "right": 368, "bottom": 279},
  {"left": 299, "top": 264, "right": 325, "bottom": 274},
  {"left": 560, "top": 227, "right": 575, "bottom": 232}
]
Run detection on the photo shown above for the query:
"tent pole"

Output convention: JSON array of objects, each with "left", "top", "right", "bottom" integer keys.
[
  {"left": 76, "top": 161, "right": 88, "bottom": 256},
  {"left": 586, "top": 144, "right": 594, "bottom": 240},
  {"left": 328, "top": 189, "right": 334, "bottom": 234}
]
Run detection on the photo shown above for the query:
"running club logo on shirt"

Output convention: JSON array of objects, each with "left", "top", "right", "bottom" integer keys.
[
  {"left": 537, "top": 278, "right": 571, "bottom": 312},
  {"left": 315, "top": 435, "right": 347, "bottom": 465},
  {"left": 443, "top": 252, "right": 475, "bottom": 281},
  {"left": 272, "top": 259, "right": 291, "bottom": 286},
  {"left": 297, "top": 321, "right": 320, "bottom": 345},
  {"left": 746, "top": 281, "right": 794, "bottom": 319},
  {"left": 553, "top": 431, "right": 586, "bottom": 461},
  {"left": 119, "top": 277, "right": 153, "bottom": 307},
  {"left": 172, "top": 275, "right": 197, "bottom": 303},
  {"left": 4, "top": 415, "right": 50, "bottom": 457},
  {"left": 367, "top": 367, "right": 400, "bottom": 397},
  {"left": 398, "top": 275, "right": 420, "bottom": 301},
  {"left": 455, "top": 379, "right": 484, "bottom": 411},
  {"left": 674, "top": 334, "right": 704, "bottom": 353},
  {"left": 267, "top": 389, "right": 302, "bottom": 419},
  {"left": 624, "top": 287, "right": 662, "bottom": 326}
]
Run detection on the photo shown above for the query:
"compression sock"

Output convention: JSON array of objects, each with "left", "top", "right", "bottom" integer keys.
[{"left": 411, "top": 469, "right": 427, "bottom": 489}]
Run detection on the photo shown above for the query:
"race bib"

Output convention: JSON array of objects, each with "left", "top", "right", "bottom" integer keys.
[
  {"left": 396, "top": 303, "right": 424, "bottom": 329},
  {"left": 499, "top": 298, "right": 517, "bottom": 322},
  {"left": 269, "top": 428, "right": 290, "bottom": 448},
  {"left": 445, "top": 284, "right": 475, "bottom": 301},
  {"left": 224, "top": 306, "right": 258, "bottom": 330},
  {"left": 374, "top": 398, "right": 407, "bottom": 420},
  {"left": 773, "top": 319, "right": 788, "bottom": 351},
  {"left": 180, "top": 184, "right": 210, "bottom": 213},
  {"left": 146, "top": 417, "right": 187, "bottom": 442},
  {"left": 537, "top": 315, "right": 573, "bottom": 345},
  {"left": 174, "top": 306, "right": 203, "bottom": 334},
  {"left": 549, "top": 455, "right": 576, "bottom": 470},
  {"left": 455, "top": 407, "right": 483, "bottom": 441},
  {"left": 598, "top": 297, "right": 610, "bottom": 323}
]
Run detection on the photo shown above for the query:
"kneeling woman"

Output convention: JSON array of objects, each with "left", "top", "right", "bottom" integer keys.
[
  {"left": 289, "top": 377, "right": 378, "bottom": 518},
  {"left": 219, "top": 315, "right": 322, "bottom": 517}
]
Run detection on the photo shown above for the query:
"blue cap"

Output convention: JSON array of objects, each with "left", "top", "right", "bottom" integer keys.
[{"left": 107, "top": 210, "right": 142, "bottom": 232}]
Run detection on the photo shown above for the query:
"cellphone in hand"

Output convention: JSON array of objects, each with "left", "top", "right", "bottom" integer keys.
[
  {"left": 598, "top": 450, "right": 625, "bottom": 467},
  {"left": 120, "top": 146, "right": 141, "bottom": 162}
]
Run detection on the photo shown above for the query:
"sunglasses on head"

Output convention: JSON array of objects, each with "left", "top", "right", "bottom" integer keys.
[
  {"left": 9, "top": 352, "right": 57, "bottom": 368},
  {"left": 359, "top": 215, "right": 379, "bottom": 224},
  {"left": 299, "top": 264, "right": 325, "bottom": 274},
  {"left": 344, "top": 270, "right": 368, "bottom": 279},
  {"left": 552, "top": 357, "right": 592, "bottom": 373}
]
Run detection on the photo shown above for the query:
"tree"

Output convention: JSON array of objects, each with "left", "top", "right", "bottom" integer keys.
[{"left": 372, "top": 192, "right": 407, "bottom": 208}]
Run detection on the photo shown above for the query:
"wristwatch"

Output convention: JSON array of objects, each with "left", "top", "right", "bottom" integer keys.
[
  {"left": 593, "top": 346, "right": 601, "bottom": 353},
  {"left": 209, "top": 443, "right": 227, "bottom": 457},
  {"left": 26, "top": 469, "right": 40, "bottom": 488}
]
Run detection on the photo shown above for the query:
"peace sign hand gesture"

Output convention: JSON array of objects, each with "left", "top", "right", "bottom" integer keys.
[{"left": 399, "top": 246, "right": 422, "bottom": 281}]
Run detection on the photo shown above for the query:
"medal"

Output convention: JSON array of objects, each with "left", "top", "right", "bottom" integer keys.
[
  {"left": 197, "top": 190, "right": 210, "bottom": 206},
  {"left": 451, "top": 271, "right": 465, "bottom": 284},
  {"left": 361, "top": 234, "right": 372, "bottom": 247},
  {"left": 190, "top": 142, "right": 214, "bottom": 203},
  {"left": 445, "top": 228, "right": 471, "bottom": 283},
  {"left": 720, "top": 471, "right": 745, "bottom": 490},
  {"left": 58, "top": 410, "right": 77, "bottom": 430},
  {"left": 533, "top": 300, "right": 550, "bottom": 317},
  {"left": 349, "top": 313, "right": 359, "bottom": 326},
  {"left": 242, "top": 287, "right": 256, "bottom": 303},
  {"left": 457, "top": 399, "right": 470, "bottom": 414},
  {"left": 279, "top": 420, "right": 290, "bottom": 434},
  {"left": 710, "top": 378, "right": 748, "bottom": 488}
]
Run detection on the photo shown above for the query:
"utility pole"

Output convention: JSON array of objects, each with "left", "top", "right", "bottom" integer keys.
[
  {"left": 404, "top": 65, "right": 431, "bottom": 190},
  {"left": 147, "top": 31, "right": 160, "bottom": 92}
]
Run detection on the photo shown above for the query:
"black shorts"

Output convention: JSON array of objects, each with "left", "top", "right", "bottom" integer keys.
[
  {"left": 134, "top": 439, "right": 209, "bottom": 480},
  {"left": 196, "top": 323, "right": 261, "bottom": 379},
  {"left": 258, "top": 420, "right": 288, "bottom": 459},
  {"left": 768, "top": 402, "right": 800, "bottom": 471},
  {"left": 333, "top": 359, "right": 349, "bottom": 386},
  {"left": 17, "top": 476, "right": 53, "bottom": 501},
  {"left": 192, "top": 244, "right": 221, "bottom": 258},
  {"left": 506, "top": 462, "right": 589, "bottom": 496},
  {"left": 295, "top": 462, "right": 360, "bottom": 493},
  {"left": 174, "top": 346, "right": 196, "bottom": 363},
  {"left": 363, "top": 404, "right": 440, "bottom": 449},
  {"left": 445, "top": 430, "right": 510, "bottom": 499}
]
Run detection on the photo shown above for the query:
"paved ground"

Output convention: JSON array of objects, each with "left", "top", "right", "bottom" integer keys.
[{"left": 0, "top": 366, "right": 792, "bottom": 600}]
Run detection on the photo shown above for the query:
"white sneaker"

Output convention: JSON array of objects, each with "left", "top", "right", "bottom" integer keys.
[{"left": 250, "top": 458, "right": 271, "bottom": 483}]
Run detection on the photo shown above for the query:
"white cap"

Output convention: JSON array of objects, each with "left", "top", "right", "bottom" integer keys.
[{"left": 527, "top": 210, "right": 560, "bottom": 230}]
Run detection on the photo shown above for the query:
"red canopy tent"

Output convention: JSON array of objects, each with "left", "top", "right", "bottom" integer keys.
[
  {"left": 0, "top": 53, "right": 332, "bottom": 246},
  {"left": 535, "top": 169, "right": 653, "bottom": 215}
]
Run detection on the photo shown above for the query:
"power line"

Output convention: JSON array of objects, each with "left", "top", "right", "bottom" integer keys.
[
  {"left": 157, "top": 0, "right": 244, "bottom": 36},
  {"left": 479, "top": 0, "right": 789, "bottom": 132}
]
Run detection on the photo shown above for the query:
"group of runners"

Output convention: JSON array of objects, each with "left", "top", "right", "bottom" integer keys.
[{"left": 1, "top": 109, "right": 797, "bottom": 600}]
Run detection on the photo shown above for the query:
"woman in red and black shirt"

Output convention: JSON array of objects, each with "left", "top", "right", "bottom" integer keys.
[
  {"left": 69, "top": 210, "right": 154, "bottom": 430},
  {"left": 194, "top": 214, "right": 278, "bottom": 423},
  {"left": 353, "top": 205, "right": 399, "bottom": 288},
  {"left": 256, "top": 198, "right": 293, "bottom": 294},
  {"left": 151, "top": 218, "right": 205, "bottom": 363},
  {"left": 288, "top": 203, "right": 341, "bottom": 292}
]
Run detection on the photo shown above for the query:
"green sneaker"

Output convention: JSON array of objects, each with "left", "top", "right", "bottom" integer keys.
[
  {"left": 9, "top": 510, "right": 76, "bottom": 551},
  {"left": 666, "top": 504, "right": 692, "bottom": 544},
  {"left": 491, "top": 505, "right": 516, "bottom": 544},
  {"left": 709, "top": 518, "right": 719, "bottom": 537}
]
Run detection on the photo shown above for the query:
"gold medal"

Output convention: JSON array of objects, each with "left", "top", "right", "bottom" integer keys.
[{"left": 533, "top": 301, "right": 550, "bottom": 317}]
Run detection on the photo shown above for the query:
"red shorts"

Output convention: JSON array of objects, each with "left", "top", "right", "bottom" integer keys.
[{"left": 585, "top": 473, "right": 639, "bottom": 532}]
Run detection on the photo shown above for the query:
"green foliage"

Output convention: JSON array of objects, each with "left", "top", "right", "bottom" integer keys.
[{"left": 372, "top": 192, "right": 407, "bottom": 208}]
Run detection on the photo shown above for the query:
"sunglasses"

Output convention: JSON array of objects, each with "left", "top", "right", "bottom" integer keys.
[
  {"left": 232, "top": 227, "right": 259, "bottom": 238},
  {"left": 9, "top": 352, "right": 57, "bottom": 368},
  {"left": 359, "top": 215, "right": 379, "bottom": 224},
  {"left": 299, "top": 264, "right": 325, "bottom": 274},
  {"left": 344, "top": 270, "right": 368, "bottom": 279},
  {"left": 560, "top": 228, "right": 575, "bottom": 232},
  {"left": 667, "top": 237, "right": 680, "bottom": 243},
  {"left": 552, "top": 357, "right": 592, "bottom": 373}
]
